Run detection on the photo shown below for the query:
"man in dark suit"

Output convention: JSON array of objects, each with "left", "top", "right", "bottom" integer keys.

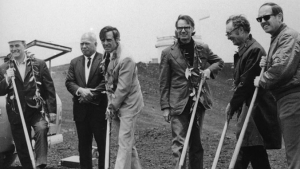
[
  {"left": 65, "top": 32, "right": 107, "bottom": 169},
  {"left": 0, "top": 40, "right": 57, "bottom": 169},
  {"left": 225, "top": 15, "right": 281, "bottom": 169},
  {"left": 159, "top": 15, "right": 224, "bottom": 169}
]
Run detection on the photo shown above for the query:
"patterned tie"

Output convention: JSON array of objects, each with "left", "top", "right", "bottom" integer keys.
[
  {"left": 105, "top": 53, "right": 110, "bottom": 71},
  {"left": 87, "top": 57, "right": 91, "bottom": 68}
]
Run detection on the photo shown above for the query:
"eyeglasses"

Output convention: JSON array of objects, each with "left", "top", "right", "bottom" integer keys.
[
  {"left": 176, "top": 26, "right": 191, "bottom": 31},
  {"left": 226, "top": 27, "right": 239, "bottom": 37},
  {"left": 256, "top": 14, "right": 274, "bottom": 22}
]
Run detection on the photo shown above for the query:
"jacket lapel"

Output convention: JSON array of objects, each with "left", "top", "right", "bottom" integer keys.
[
  {"left": 238, "top": 37, "right": 255, "bottom": 57},
  {"left": 78, "top": 56, "right": 86, "bottom": 86},
  {"left": 170, "top": 43, "right": 188, "bottom": 71}
]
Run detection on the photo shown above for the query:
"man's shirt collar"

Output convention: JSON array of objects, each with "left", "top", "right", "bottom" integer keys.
[
  {"left": 14, "top": 54, "right": 28, "bottom": 66},
  {"left": 84, "top": 52, "right": 96, "bottom": 64}
]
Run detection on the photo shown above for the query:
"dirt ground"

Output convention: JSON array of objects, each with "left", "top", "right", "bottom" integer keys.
[{"left": 8, "top": 63, "right": 287, "bottom": 169}]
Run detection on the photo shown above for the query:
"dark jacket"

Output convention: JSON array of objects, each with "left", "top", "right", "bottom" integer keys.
[
  {"left": 230, "top": 36, "right": 281, "bottom": 149},
  {"left": 0, "top": 57, "right": 56, "bottom": 124},
  {"left": 159, "top": 39, "right": 224, "bottom": 115},
  {"left": 260, "top": 24, "right": 300, "bottom": 100},
  {"left": 65, "top": 52, "right": 107, "bottom": 121}
]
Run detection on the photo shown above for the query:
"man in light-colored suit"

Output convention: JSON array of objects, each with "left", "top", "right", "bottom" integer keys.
[
  {"left": 159, "top": 15, "right": 224, "bottom": 169},
  {"left": 100, "top": 26, "right": 144, "bottom": 169},
  {"left": 65, "top": 32, "right": 107, "bottom": 169}
]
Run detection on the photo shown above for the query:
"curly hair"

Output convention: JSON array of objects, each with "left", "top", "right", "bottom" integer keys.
[{"left": 226, "top": 15, "right": 251, "bottom": 33}]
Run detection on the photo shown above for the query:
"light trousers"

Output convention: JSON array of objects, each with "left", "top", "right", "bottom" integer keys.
[{"left": 113, "top": 111, "right": 142, "bottom": 169}]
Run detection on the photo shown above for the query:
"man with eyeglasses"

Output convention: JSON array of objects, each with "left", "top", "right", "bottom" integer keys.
[
  {"left": 159, "top": 15, "right": 224, "bottom": 169},
  {"left": 254, "top": 2, "right": 300, "bottom": 169},
  {"left": 225, "top": 15, "right": 281, "bottom": 169}
]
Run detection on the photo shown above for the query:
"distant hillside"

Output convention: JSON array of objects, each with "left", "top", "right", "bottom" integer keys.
[{"left": 52, "top": 62, "right": 234, "bottom": 105}]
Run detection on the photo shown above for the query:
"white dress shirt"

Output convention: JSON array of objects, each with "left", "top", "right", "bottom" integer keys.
[
  {"left": 15, "top": 55, "right": 28, "bottom": 81},
  {"left": 75, "top": 52, "right": 96, "bottom": 96},
  {"left": 84, "top": 52, "right": 96, "bottom": 84},
  {"left": 6, "top": 54, "right": 28, "bottom": 84}
]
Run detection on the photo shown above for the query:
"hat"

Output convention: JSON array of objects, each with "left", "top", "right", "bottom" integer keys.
[{"left": 8, "top": 40, "right": 26, "bottom": 44}]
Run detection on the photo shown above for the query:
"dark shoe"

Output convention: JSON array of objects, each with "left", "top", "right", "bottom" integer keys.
[{"left": 36, "top": 164, "right": 46, "bottom": 169}]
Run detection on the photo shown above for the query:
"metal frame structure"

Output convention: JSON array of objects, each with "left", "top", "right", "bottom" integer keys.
[{"left": 26, "top": 40, "right": 72, "bottom": 72}]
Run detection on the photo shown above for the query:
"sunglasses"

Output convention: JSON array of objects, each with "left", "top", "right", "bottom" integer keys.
[
  {"left": 226, "top": 27, "right": 239, "bottom": 37},
  {"left": 256, "top": 14, "right": 274, "bottom": 22}
]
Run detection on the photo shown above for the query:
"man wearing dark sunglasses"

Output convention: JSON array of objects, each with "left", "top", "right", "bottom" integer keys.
[
  {"left": 225, "top": 15, "right": 281, "bottom": 169},
  {"left": 254, "top": 2, "right": 300, "bottom": 169}
]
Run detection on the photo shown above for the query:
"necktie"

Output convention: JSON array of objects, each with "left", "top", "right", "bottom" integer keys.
[
  {"left": 87, "top": 57, "right": 91, "bottom": 68},
  {"left": 105, "top": 53, "right": 110, "bottom": 70}
]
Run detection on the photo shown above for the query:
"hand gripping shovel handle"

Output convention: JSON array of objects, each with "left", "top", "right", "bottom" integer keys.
[
  {"left": 211, "top": 119, "right": 229, "bottom": 169},
  {"left": 105, "top": 118, "right": 111, "bottom": 169},
  {"left": 228, "top": 67, "right": 265, "bottom": 169},
  {"left": 179, "top": 76, "right": 205, "bottom": 168},
  {"left": 11, "top": 77, "right": 36, "bottom": 168}
]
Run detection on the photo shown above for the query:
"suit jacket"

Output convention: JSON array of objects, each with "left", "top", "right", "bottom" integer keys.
[
  {"left": 65, "top": 52, "right": 107, "bottom": 121},
  {"left": 159, "top": 39, "right": 224, "bottom": 115},
  {"left": 105, "top": 44, "right": 144, "bottom": 115},
  {"left": 230, "top": 36, "right": 266, "bottom": 113},
  {"left": 0, "top": 57, "right": 56, "bottom": 124},
  {"left": 230, "top": 36, "right": 281, "bottom": 149}
]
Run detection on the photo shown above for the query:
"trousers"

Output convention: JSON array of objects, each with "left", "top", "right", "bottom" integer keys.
[
  {"left": 75, "top": 105, "right": 107, "bottom": 169},
  {"left": 171, "top": 99, "right": 206, "bottom": 169},
  {"left": 277, "top": 92, "right": 300, "bottom": 169},
  {"left": 10, "top": 106, "right": 48, "bottom": 169},
  {"left": 113, "top": 111, "right": 142, "bottom": 169},
  {"left": 234, "top": 146, "right": 271, "bottom": 169}
]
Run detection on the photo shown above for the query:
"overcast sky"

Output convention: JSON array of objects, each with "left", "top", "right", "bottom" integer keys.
[{"left": 1, "top": 0, "right": 299, "bottom": 66}]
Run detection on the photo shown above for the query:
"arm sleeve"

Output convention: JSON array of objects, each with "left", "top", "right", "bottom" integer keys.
[
  {"left": 0, "top": 74, "right": 9, "bottom": 96},
  {"left": 65, "top": 60, "right": 81, "bottom": 96},
  {"left": 110, "top": 58, "right": 135, "bottom": 111},
  {"left": 230, "top": 48, "right": 263, "bottom": 113},
  {"left": 205, "top": 45, "right": 224, "bottom": 79},
  {"left": 159, "top": 50, "right": 171, "bottom": 110},
  {"left": 260, "top": 33, "right": 300, "bottom": 89},
  {"left": 41, "top": 61, "right": 57, "bottom": 114}
]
